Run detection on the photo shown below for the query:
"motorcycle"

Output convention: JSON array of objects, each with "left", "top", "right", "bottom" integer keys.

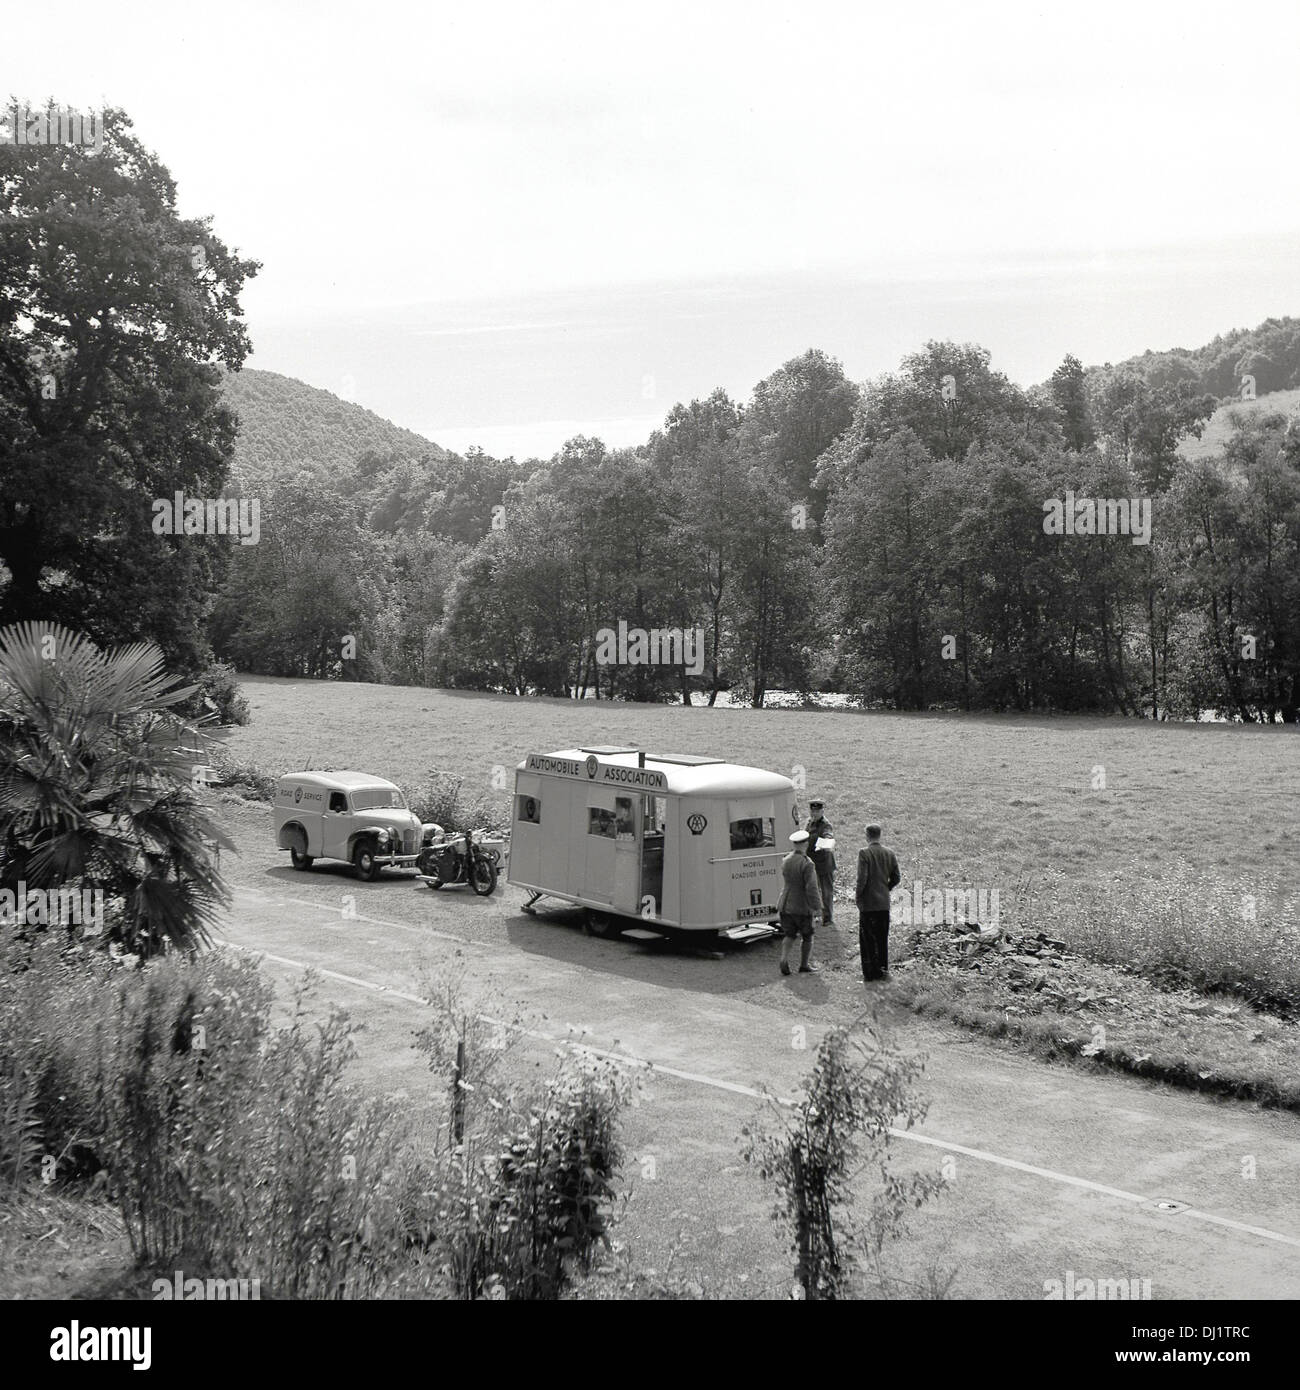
[{"left": 417, "top": 826, "right": 505, "bottom": 896}]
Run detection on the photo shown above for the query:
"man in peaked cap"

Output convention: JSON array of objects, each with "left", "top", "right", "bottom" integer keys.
[
  {"left": 777, "top": 829, "right": 823, "bottom": 976},
  {"left": 804, "top": 798, "right": 837, "bottom": 925}
]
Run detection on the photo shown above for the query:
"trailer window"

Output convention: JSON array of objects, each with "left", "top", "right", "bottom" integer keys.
[
  {"left": 730, "top": 816, "right": 775, "bottom": 849},
  {"left": 516, "top": 794, "right": 541, "bottom": 824},
  {"left": 588, "top": 806, "right": 617, "bottom": 839}
]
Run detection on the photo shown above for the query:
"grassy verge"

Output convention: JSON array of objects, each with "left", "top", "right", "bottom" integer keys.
[{"left": 887, "top": 920, "right": 1300, "bottom": 1110}]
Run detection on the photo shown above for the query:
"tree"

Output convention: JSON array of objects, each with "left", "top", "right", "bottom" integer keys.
[
  {"left": 824, "top": 429, "right": 946, "bottom": 710},
  {"left": 1087, "top": 368, "right": 1215, "bottom": 493},
  {"left": 651, "top": 391, "right": 745, "bottom": 703},
  {"left": 745, "top": 350, "right": 858, "bottom": 525},
  {"left": 0, "top": 621, "right": 231, "bottom": 956},
  {"left": 1048, "top": 353, "right": 1095, "bottom": 451},
  {"left": 210, "top": 475, "right": 372, "bottom": 679},
  {"left": 0, "top": 103, "right": 259, "bottom": 674},
  {"left": 828, "top": 342, "right": 1048, "bottom": 473}
]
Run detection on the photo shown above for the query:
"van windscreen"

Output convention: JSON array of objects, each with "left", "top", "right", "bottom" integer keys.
[{"left": 352, "top": 787, "right": 407, "bottom": 811}]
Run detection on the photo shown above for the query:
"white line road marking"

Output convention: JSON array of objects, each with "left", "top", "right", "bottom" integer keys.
[
  {"left": 222, "top": 939, "right": 1300, "bottom": 1254},
  {"left": 230, "top": 884, "right": 471, "bottom": 944},
  {"left": 225, "top": 944, "right": 431, "bottom": 1006}
]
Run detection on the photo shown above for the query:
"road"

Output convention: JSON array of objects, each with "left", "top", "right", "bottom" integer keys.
[{"left": 217, "top": 803, "right": 1300, "bottom": 1300}]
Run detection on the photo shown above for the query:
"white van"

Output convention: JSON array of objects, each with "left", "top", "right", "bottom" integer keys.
[
  {"left": 507, "top": 747, "right": 797, "bottom": 939},
  {"left": 272, "top": 771, "right": 434, "bottom": 880}
]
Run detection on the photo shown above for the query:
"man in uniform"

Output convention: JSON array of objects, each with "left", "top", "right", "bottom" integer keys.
[
  {"left": 855, "top": 823, "right": 900, "bottom": 982},
  {"left": 777, "top": 829, "right": 823, "bottom": 976},
  {"left": 805, "top": 798, "right": 837, "bottom": 925}
]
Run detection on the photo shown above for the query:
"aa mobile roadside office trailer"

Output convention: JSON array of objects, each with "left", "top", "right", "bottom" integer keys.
[{"left": 508, "top": 747, "right": 798, "bottom": 940}]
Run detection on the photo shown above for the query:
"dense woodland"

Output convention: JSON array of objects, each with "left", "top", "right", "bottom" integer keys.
[
  {"left": 3, "top": 109, "right": 1299, "bottom": 720},
  {"left": 212, "top": 333, "right": 1300, "bottom": 722}
]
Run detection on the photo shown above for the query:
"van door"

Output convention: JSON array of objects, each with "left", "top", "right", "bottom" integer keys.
[{"left": 322, "top": 789, "right": 352, "bottom": 859}]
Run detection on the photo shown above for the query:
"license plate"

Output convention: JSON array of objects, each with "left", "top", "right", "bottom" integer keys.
[{"left": 735, "top": 904, "right": 774, "bottom": 919}]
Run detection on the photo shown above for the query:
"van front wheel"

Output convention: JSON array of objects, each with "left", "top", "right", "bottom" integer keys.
[{"left": 353, "top": 842, "right": 380, "bottom": 882}]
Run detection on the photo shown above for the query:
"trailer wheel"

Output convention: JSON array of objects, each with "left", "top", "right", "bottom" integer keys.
[
  {"left": 353, "top": 841, "right": 381, "bottom": 882},
  {"left": 584, "top": 909, "right": 616, "bottom": 939}
]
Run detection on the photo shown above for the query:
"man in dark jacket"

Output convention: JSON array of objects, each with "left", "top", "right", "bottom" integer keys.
[
  {"left": 778, "top": 830, "right": 823, "bottom": 976},
  {"left": 804, "top": 798, "right": 837, "bottom": 925},
  {"left": 855, "top": 823, "right": 900, "bottom": 982}
]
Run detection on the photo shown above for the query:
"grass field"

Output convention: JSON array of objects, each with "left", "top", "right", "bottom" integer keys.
[
  {"left": 218, "top": 675, "right": 1300, "bottom": 1009},
  {"left": 220, "top": 675, "right": 1298, "bottom": 898},
  {"left": 1178, "top": 386, "right": 1300, "bottom": 463}
]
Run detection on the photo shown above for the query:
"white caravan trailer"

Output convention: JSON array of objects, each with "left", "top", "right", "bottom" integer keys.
[{"left": 508, "top": 747, "right": 798, "bottom": 940}]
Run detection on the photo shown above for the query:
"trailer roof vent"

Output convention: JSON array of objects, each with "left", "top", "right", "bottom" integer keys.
[
  {"left": 643, "top": 753, "right": 725, "bottom": 766},
  {"left": 578, "top": 745, "right": 640, "bottom": 756}
]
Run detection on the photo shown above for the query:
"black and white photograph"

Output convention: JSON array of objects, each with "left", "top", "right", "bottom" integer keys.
[{"left": 1, "top": 0, "right": 1297, "bottom": 1354}]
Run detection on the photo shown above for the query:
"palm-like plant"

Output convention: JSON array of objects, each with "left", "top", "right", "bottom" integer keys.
[{"left": 0, "top": 622, "right": 232, "bottom": 956}]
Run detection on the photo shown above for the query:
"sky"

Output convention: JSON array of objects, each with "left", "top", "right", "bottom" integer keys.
[{"left": 11, "top": 0, "right": 1300, "bottom": 458}]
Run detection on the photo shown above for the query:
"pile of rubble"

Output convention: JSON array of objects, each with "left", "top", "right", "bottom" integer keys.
[{"left": 901, "top": 920, "right": 1129, "bottom": 1015}]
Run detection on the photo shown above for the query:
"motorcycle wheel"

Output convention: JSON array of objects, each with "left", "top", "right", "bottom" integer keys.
[
  {"left": 290, "top": 847, "right": 314, "bottom": 871},
  {"left": 471, "top": 857, "right": 497, "bottom": 896},
  {"left": 425, "top": 867, "right": 444, "bottom": 889}
]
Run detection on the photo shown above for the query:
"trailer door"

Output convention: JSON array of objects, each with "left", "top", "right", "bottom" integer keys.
[
  {"left": 584, "top": 788, "right": 619, "bottom": 903},
  {"left": 584, "top": 790, "right": 640, "bottom": 912},
  {"left": 722, "top": 796, "right": 782, "bottom": 925}
]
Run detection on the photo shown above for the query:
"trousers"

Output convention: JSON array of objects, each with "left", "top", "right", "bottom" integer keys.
[
  {"left": 858, "top": 909, "right": 890, "bottom": 980},
  {"left": 816, "top": 868, "right": 834, "bottom": 921}
]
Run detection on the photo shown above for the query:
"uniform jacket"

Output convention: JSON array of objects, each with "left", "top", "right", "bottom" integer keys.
[
  {"left": 779, "top": 851, "right": 824, "bottom": 917},
  {"left": 855, "top": 841, "right": 900, "bottom": 911},
  {"left": 805, "top": 816, "right": 837, "bottom": 873}
]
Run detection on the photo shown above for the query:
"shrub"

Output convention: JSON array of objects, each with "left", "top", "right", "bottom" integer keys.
[
  {"left": 414, "top": 975, "right": 629, "bottom": 1299},
  {"left": 178, "top": 661, "right": 250, "bottom": 727},
  {"left": 0, "top": 941, "right": 425, "bottom": 1296},
  {"left": 420, "top": 1056, "right": 628, "bottom": 1300},
  {"left": 0, "top": 1056, "right": 41, "bottom": 1195},
  {"left": 2, "top": 942, "right": 630, "bottom": 1299},
  {"left": 408, "top": 772, "right": 507, "bottom": 835},
  {"left": 212, "top": 754, "right": 277, "bottom": 802},
  {"left": 0, "top": 621, "right": 231, "bottom": 958},
  {"left": 742, "top": 1017, "right": 943, "bottom": 1300}
]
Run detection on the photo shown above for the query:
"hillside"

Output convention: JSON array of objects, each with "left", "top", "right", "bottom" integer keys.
[
  {"left": 220, "top": 367, "right": 453, "bottom": 483},
  {"left": 1178, "top": 386, "right": 1300, "bottom": 463},
  {"left": 1101, "top": 315, "right": 1300, "bottom": 399}
]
